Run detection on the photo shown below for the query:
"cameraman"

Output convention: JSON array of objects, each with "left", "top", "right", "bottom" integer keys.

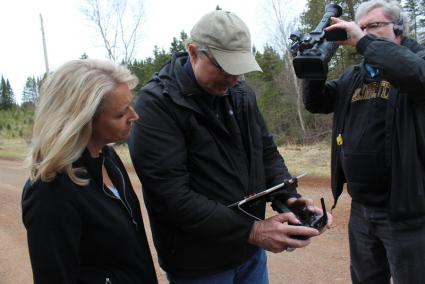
[{"left": 302, "top": 0, "right": 425, "bottom": 283}]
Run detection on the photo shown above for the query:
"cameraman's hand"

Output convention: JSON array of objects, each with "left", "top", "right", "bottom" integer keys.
[
  {"left": 286, "top": 197, "right": 333, "bottom": 230},
  {"left": 248, "top": 213, "right": 319, "bottom": 253},
  {"left": 326, "top": 17, "right": 365, "bottom": 47}
]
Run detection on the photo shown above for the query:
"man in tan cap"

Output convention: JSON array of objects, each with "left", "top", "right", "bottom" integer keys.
[{"left": 129, "top": 10, "right": 330, "bottom": 283}]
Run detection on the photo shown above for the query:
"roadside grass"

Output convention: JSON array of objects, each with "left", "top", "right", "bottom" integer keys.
[
  {"left": 115, "top": 142, "right": 331, "bottom": 178},
  {"left": 0, "top": 108, "right": 33, "bottom": 140},
  {"left": 0, "top": 138, "right": 28, "bottom": 160},
  {"left": 0, "top": 138, "right": 331, "bottom": 178},
  {"left": 278, "top": 143, "right": 331, "bottom": 177},
  {"left": 0, "top": 108, "right": 33, "bottom": 160}
]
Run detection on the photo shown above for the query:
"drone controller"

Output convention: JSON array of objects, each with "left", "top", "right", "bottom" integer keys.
[
  {"left": 271, "top": 197, "right": 328, "bottom": 240},
  {"left": 291, "top": 198, "right": 328, "bottom": 240}
]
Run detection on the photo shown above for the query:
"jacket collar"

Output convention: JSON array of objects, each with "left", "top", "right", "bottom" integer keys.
[
  {"left": 149, "top": 52, "right": 204, "bottom": 115},
  {"left": 158, "top": 52, "right": 204, "bottom": 97},
  {"left": 154, "top": 52, "right": 241, "bottom": 117},
  {"left": 401, "top": 37, "right": 425, "bottom": 53},
  {"left": 75, "top": 146, "right": 112, "bottom": 188}
]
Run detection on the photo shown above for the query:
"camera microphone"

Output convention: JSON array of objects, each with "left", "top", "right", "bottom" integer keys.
[{"left": 314, "top": 4, "right": 342, "bottom": 34}]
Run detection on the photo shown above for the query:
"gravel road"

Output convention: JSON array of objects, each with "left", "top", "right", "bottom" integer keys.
[{"left": 0, "top": 158, "right": 352, "bottom": 284}]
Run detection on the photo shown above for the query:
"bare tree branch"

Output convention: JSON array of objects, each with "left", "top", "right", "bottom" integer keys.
[
  {"left": 266, "top": 0, "right": 306, "bottom": 141},
  {"left": 82, "top": 0, "right": 144, "bottom": 64}
]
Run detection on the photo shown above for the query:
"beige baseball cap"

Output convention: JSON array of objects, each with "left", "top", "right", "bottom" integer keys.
[{"left": 190, "top": 10, "right": 262, "bottom": 75}]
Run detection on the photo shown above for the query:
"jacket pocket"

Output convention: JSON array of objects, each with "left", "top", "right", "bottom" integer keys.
[{"left": 340, "top": 150, "right": 381, "bottom": 184}]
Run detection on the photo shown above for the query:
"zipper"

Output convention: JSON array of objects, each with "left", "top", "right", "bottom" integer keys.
[
  {"left": 105, "top": 277, "right": 112, "bottom": 284},
  {"left": 101, "top": 156, "right": 139, "bottom": 231}
]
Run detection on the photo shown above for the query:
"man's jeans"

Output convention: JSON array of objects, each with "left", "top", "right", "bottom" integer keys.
[
  {"left": 349, "top": 201, "right": 425, "bottom": 284},
  {"left": 167, "top": 248, "right": 269, "bottom": 284}
]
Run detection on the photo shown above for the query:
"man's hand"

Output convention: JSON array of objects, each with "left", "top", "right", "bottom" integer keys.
[
  {"left": 248, "top": 213, "right": 320, "bottom": 253},
  {"left": 286, "top": 197, "right": 333, "bottom": 230},
  {"left": 325, "top": 17, "right": 366, "bottom": 47}
]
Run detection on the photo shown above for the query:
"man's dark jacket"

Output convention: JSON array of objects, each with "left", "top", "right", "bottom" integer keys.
[
  {"left": 128, "top": 52, "right": 298, "bottom": 276},
  {"left": 303, "top": 35, "right": 425, "bottom": 220},
  {"left": 22, "top": 146, "right": 158, "bottom": 284}
]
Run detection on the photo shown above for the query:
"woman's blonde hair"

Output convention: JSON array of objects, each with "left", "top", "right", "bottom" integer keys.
[{"left": 26, "top": 59, "right": 138, "bottom": 185}]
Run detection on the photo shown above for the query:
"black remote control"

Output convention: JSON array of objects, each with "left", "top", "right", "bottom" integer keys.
[{"left": 290, "top": 198, "right": 328, "bottom": 240}]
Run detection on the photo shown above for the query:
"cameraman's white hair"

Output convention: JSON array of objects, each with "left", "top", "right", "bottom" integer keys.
[
  {"left": 355, "top": 0, "right": 409, "bottom": 37},
  {"left": 26, "top": 59, "right": 138, "bottom": 185}
]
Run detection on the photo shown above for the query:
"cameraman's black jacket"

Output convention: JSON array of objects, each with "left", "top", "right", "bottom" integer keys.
[
  {"left": 303, "top": 35, "right": 425, "bottom": 220},
  {"left": 128, "top": 52, "right": 298, "bottom": 276}
]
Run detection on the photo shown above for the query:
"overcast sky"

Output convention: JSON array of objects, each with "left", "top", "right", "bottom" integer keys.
[{"left": 0, "top": 0, "right": 304, "bottom": 103}]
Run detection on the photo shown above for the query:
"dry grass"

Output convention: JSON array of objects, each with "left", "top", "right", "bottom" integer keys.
[
  {"left": 278, "top": 143, "right": 331, "bottom": 178},
  {"left": 0, "top": 138, "right": 28, "bottom": 160},
  {"left": 0, "top": 139, "right": 332, "bottom": 178},
  {"left": 115, "top": 143, "right": 332, "bottom": 178}
]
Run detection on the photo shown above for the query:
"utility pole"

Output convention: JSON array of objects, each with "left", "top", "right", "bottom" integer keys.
[{"left": 40, "top": 14, "right": 49, "bottom": 74}]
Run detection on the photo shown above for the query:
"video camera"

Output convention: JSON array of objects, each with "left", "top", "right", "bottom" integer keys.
[{"left": 290, "top": 4, "right": 347, "bottom": 79}]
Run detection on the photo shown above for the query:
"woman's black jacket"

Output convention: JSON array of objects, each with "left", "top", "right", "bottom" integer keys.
[{"left": 22, "top": 146, "right": 158, "bottom": 284}]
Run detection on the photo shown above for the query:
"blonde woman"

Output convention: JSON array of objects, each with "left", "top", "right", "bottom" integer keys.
[{"left": 22, "top": 59, "right": 158, "bottom": 284}]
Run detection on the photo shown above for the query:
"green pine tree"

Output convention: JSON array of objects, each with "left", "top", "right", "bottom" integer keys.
[
  {"left": 0, "top": 76, "right": 15, "bottom": 109},
  {"left": 403, "top": 0, "right": 421, "bottom": 40},
  {"left": 80, "top": 53, "right": 89, "bottom": 59},
  {"left": 5, "top": 79, "right": 16, "bottom": 108},
  {"left": 22, "top": 76, "right": 40, "bottom": 106},
  {"left": 416, "top": 0, "right": 425, "bottom": 44},
  {"left": 170, "top": 31, "right": 188, "bottom": 54},
  {"left": 0, "top": 77, "right": 3, "bottom": 107}
]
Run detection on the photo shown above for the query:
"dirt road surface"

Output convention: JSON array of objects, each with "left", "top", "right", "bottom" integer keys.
[{"left": 0, "top": 158, "right": 352, "bottom": 284}]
